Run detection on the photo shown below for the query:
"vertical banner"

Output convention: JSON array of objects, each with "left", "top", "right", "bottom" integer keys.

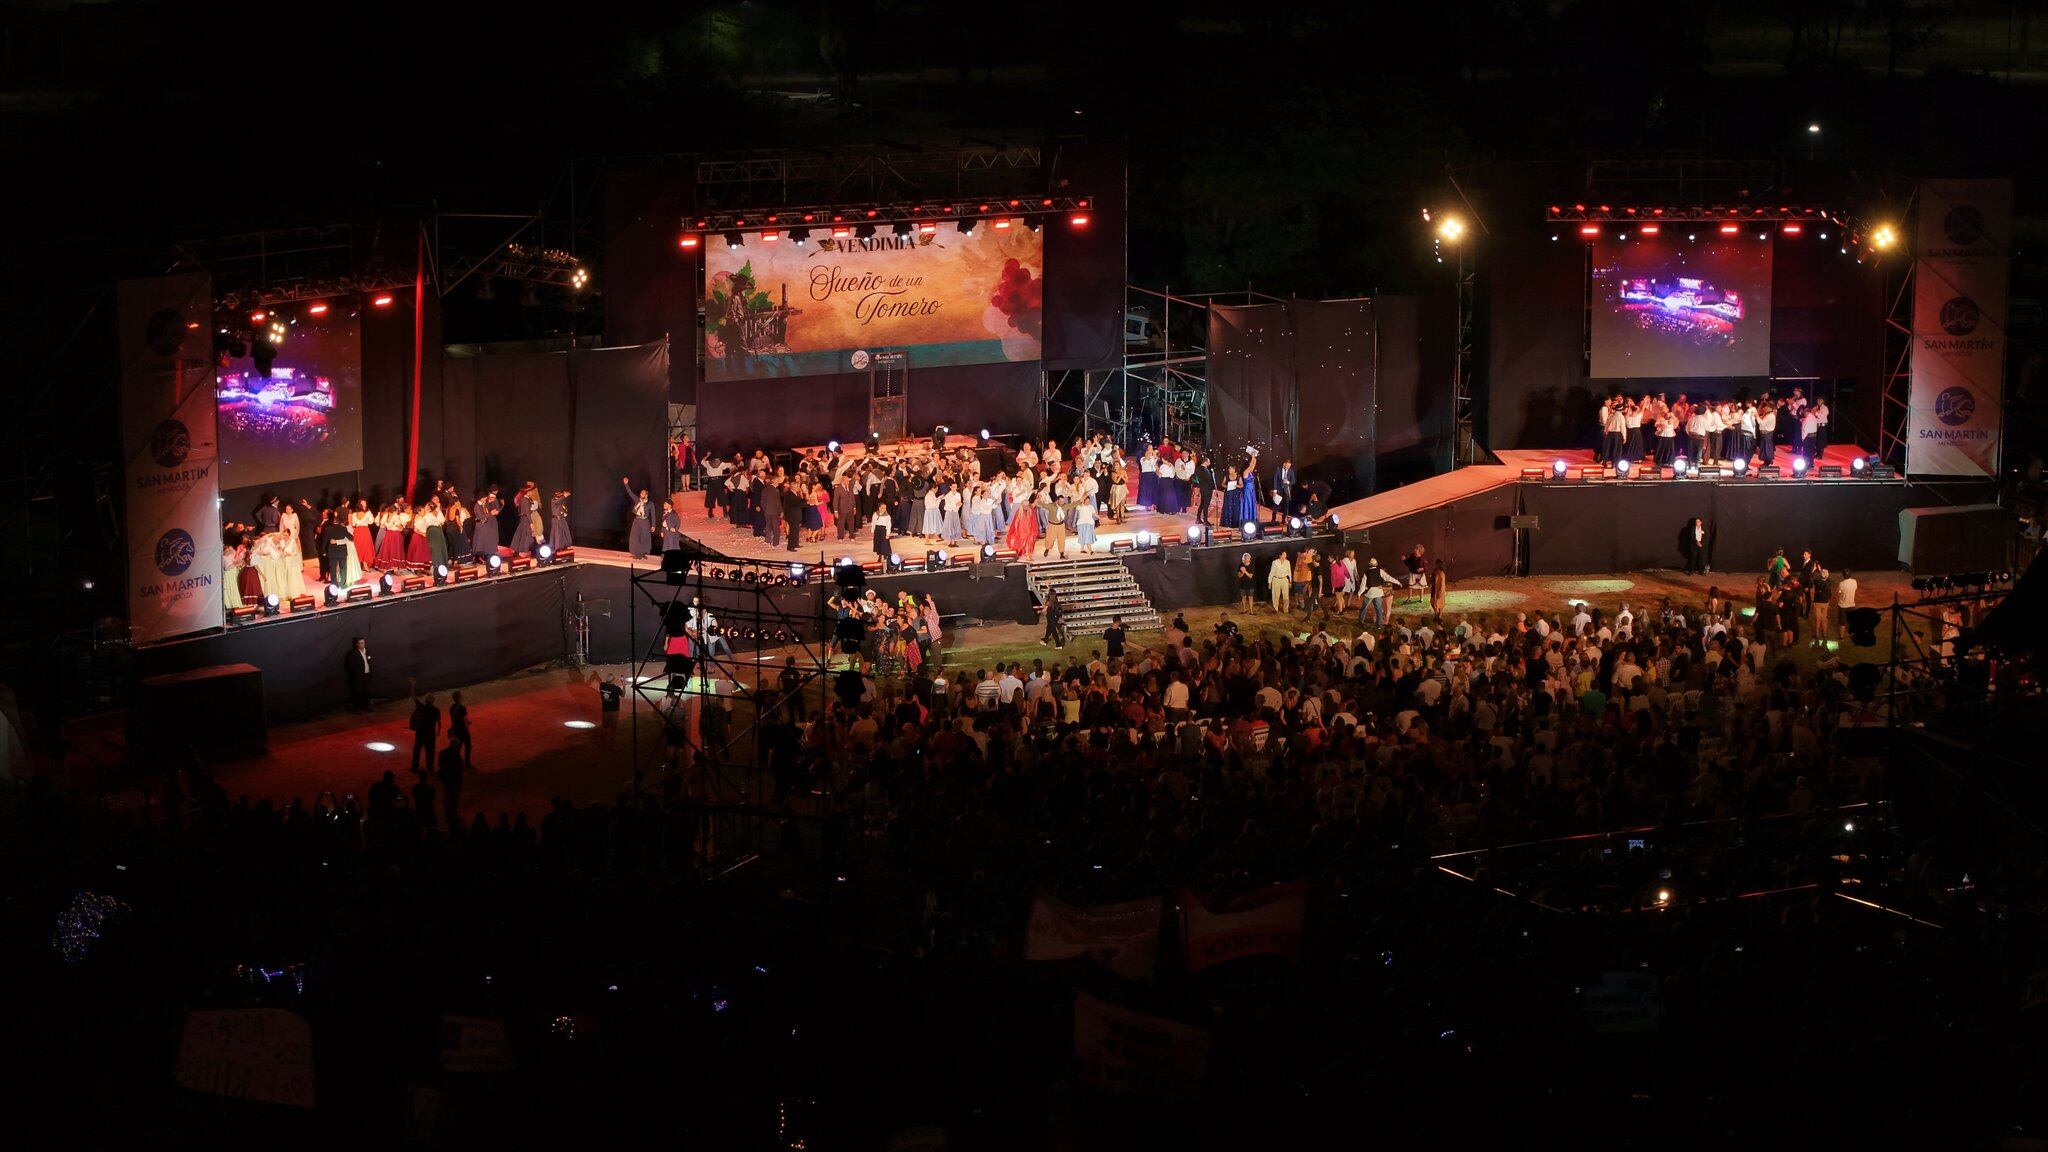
[
  {"left": 120, "top": 272, "right": 224, "bottom": 643},
  {"left": 1907, "top": 179, "right": 2010, "bottom": 477}
]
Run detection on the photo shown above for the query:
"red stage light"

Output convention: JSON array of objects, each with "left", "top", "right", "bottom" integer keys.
[
  {"left": 1041, "top": 198, "right": 1054, "bottom": 207},
  {"left": 1651, "top": 207, "right": 1665, "bottom": 215},
  {"left": 251, "top": 311, "right": 267, "bottom": 322},
  {"left": 832, "top": 226, "right": 851, "bottom": 238},
  {"left": 1597, "top": 204, "right": 1610, "bottom": 213},
  {"left": 865, "top": 209, "right": 878, "bottom": 218},
  {"left": 1077, "top": 199, "right": 1089, "bottom": 208},
  {"left": 308, "top": 302, "right": 329, "bottom": 315},
  {"left": 1638, "top": 224, "right": 1660, "bottom": 235},
  {"left": 1573, "top": 203, "right": 1585, "bottom": 211},
  {"left": 1549, "top": 205, "right": 1561, "bottom": 214},
  {"left": 766, "top": 215, "right": 779, "bottom": 224},
  {"left": 918, "top": 222, "right": 938, "bottom": 234},
  {"left": 372, "top": 294, "right": 394, "bottom": 307},
  {"left": 1070, "top": 213, "right": 1091, "bottom": 227},
  {"left": 1579, "top": 225, "right": 1600, "bottom": 236},
  {"left": 760, "top": 231, "right": 778, "bottom": 242},
  {"left": 1718, "top": 224, "right": 1740, "bottom": 234},
  {"left": 679, "top": 234, "right": 701, "bottom": 249},
  {"left": 802, "top": 214, "right": 816, "bottom": 223},
  {"left": 1781, "top": 223, "right": 1803, "bottom": 235}
]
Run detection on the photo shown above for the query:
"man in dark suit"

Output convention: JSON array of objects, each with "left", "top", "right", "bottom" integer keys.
[
  {"left": 783, "top": 480, "right": 805, "bottom": 552},
  {"left": 833, "top": 474, "right": 859, "bottom": 540},
  {"left": 343, "top": 637, "right": 372, "bottom": 711},
  {"left": 254, "top": 494, "right": 282, "bottom": 534},
  {"left": 759, "top": 477, "right": 782, "bottom": 545},
  {"left": 1269, "top": 458, "right": 1295, "bottom": 525},
  {"left": 1192, "top": 455, "right": 1217, "bottom": 525},
  {"left": 319, "top": 515, "right": 353, "bottom": 586},
  {"left": 1678, "top": 517, "right": 1710, "bottom": 575}
]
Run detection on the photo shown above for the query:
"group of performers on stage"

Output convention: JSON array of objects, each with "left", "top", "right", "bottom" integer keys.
[
  {"left": 1593, "top": 388, "right": 1833, "bottom": 469},
  {"left": 221, "top": 481, "right": 583, "bottom": 611},
  {"left": 685, "top": 432, "right": 1329, "bottom": 561}
]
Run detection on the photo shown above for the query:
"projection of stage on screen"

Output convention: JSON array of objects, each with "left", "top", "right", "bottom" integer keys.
[
  {"left": 1589, "top": 234, "right": 1774, "bottom": 379},
  {"left": 216, "top": 307, "right": 365, "bottom": 488}
]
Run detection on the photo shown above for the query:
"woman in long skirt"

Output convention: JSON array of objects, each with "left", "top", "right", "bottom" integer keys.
[
  {"left": 623, "top": 479, "right": 654, "bottom": 559},
  {"left": 661, "top": 497, "right": 684, "bottom": 552},
  {"left": 405, "top": 508, "right": 433, "bottom": 569},
  {"left": 424, "top": 499, "right": 450, "bottom": 568},
  {"left": 509, "top": 484, "right": 538, "bottom": 554},
  {"left": 348, "top": 499, "right": 376, "bottom": 571},
  {"left": 375, "top": 502, "right": 410, "bottom": 568},
  {"left": 920, "top": 486, "right": 944, "bottom": 538},
  {"left": 1074, "top": 499, "right": 1098, "bottom": 553},
  {"left": 964, "top": 488, "right": 994, "bottom": 546},
  {"left": 1136, "top": 448, "right": 1159, "bottom": 510},
  {"left": 1003, "top": 493, "right": 1040, "bottom": 555},
  {"left": 548, "top": 490, "right": 573, "bottom": 552},
  {"left": 939, "top": 485, "right": 963, "bottom": 545},
  {"left": 223, "top": 541, "right": 247, "bottom": 612},
  {"left": 444, "top": 498, "right": 472, "bottom": 563},
  {"left": 472, "top": 487, "right": 502, "bottom": 559}
]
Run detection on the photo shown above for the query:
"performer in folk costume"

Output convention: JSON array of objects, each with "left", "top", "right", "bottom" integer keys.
[
  {"left": 623, "top": 478, "right": 654, "bottom": 559},
  {"left": 662, "top": 494, "right": 685, "bottom": 553},
  {"left": 443, "top": 496, "right": 473, "bottom": 563},
  {"left": 548, "top": 490, "right": 573, "bottom": 553},
  {"left": 472, "top": 486, "right": 502, "bottom": 559}
]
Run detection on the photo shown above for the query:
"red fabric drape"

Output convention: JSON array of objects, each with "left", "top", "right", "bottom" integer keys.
[{"left": 406, "top": 232, "right": 425, "bottom": 501}]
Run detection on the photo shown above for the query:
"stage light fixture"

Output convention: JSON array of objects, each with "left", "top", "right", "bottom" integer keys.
[
  {"left": 1579, "top": 225, "right": 1600, "bottom": 237},
  {"left": 1872, "top": 224, "right": 1898, "bottom": 250},
  {"left": 722, "top": 231, "right": 744, "bottom": 248},
  {"left": 1782, "top": 224, "right": 1803, "bottom": 235},
  {"left": 325, "top": 583, "right": 345, "bottom": 605},
  {"left": 1134, "top": 530, "right": 1155, "bottom": 549},
  {"left": 679, "top": 234, "right": 701, "bottom": 249},
  {"left": 891, "top": 221, "right": 913, "bottom": 237},
  {"left": 434, "top": 563, "right": 451, "bottom": 585},
  {"left": 1242, "top": 520, "right": 1260, "bottom": 540},
  {"left": 854, "top": 223, "right": 876, "bottom": 240},
  {"left": 789, "top": 227, "right": 810, "bottom": 245},
  {"left": 1436, "top": 215, "right": 1466, "bottom": 243},
  {"left": 262, "top": 593, "right": 281, "bottom": 617},
  {"left": 308, "top": 301, "right": 329, "bottom": 316},
  {"left": 380, "top": 572, "right": 399, "bottom": 595},
  {"left": 759, "top": 230, "right": 778, "bottom": 243},
  {"left": 827, "top": 439, "right": 840, "bottom": 452},
  {"left": 979, "top": 428, "right": 991, "bottom": 441},
  {"left": 1070, "top": 213, "right": 1090, "bottom": 227},
  {"left": 926, "top": 549, "right": 948, "bottom": 571},
  {"left": 536, "top": 543, "right": 555, "bottom": 565},
  {"left": 1185, "top": 524, "right": 1204, "bottom": 544},
  {"left": 1718, "top": 224, "right": 1740, "bottom": 235},
  {"left": 1851, "top": 455, "right": 1867, "bottom": 473},
  {"left": 250, "top": 310, "right": 267, "bottom": 322},
  {"left": 1792, "top": 456, "right": 1809, "bottom": 476},
  {"left": 1288, "top": 516, "right": 1306, "bottom": 535},
  {"left": 1638, "top": 223, "right": 1660, "bottom": 235},
  {"left": 1614, "top": 458, "right": 1632, "bottom": 477},
  {"left": 487, "top": 553, "right": 504, "bottom": 574},
  {"left": 888, "top": 552, "right": 904, "bottom": 570},
  {"left": 981, "top": 543, "right": 997, "bottom": 560},
  {"left": 1685, "top": 460, "right": 1700, "bottom": 478},
  {"left": 1551, "top": 459, "right": 1568, "bottom": 478},
  {"left": 1731, "top": 457, "right": 1748, "bottom": 475},
  {"left": 918, "top": 222, "right": 938, "bottom": 235},
  {"left": 789, "top": 562, "right": 808, "bottom": 582}
]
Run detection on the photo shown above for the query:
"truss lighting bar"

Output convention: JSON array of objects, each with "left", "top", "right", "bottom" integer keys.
[
  {"left": 1546, "top": 204, "right": 1846, "bottom": 225},
  {"left": 686, "top": 196, "right": 1093, "bottom": 236}
]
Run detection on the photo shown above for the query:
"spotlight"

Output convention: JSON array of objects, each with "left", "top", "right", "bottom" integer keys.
[
  {"left": 789, "top": 562, "right": 808, "bottom": 582},
  {"left": 789, "top": 227, "right": 810, "bottom": 245},
  {"left": 434, "top": 563, "right": 451, "bottom": 585},
  {"left": 981, "top": 543, "right": 997, "bottom": 560},
  {"left": 918, "top": 221, "right": 938, "bottom": 235},
  {"left": 888, "top": 552, "right": 904, "bottom": 570},
  {"left": 1851, "top": 456, "right": 1866, "bottom": 473},
  {"left": 679, "top": 234, "right": 702, "bottom": 249},
  {"left": 759, "top": 231, "right": 778, "bottom": 244},
  {"left": 1683, "top": 460, "right": 1700, "bottom": 478},
  {"left": 1185, "top": 524, "right": 1204, "bottom": 544},
  {"left": 324, "top": 583, "right": 345, "bottom": 605},
  {"left": 1436, "top": 215, "right": 1466, "bottom": 243},
  {"left": 1731, "top": 457, "right": 1747, "bottom": 475},
  {"left": 308, "top": 302, "right": 329, "bottom": 316},
  {"left": 1242, "top": 520, "right": 1260, "bottom": 540},
  {"left": 1872, "top": 224, "right": 1897, "bottom": 250},
  {"left": 827, "top": 439, "right": 840, "bottom": 452},
  {"left": 956, "top": 219, "right": 976, "bottom": 235},
  {"left": 1069, "top": 213, "right": 1090, "bottom": 227},
  {"left": 1329, "top": 513, "right": 1340, "bottom": 529},
  {"left": 1551, "top": 459, "right": 1568, "bottom": 478},
  {"left": 1792, "top": 456, "right": 1809, "bottom": 476},
  {"left": 722, "top": 230, "right": 744, "bottom": 249},
  {"left": 487, "top": 553, "right": 504, "bottom": 574},
  {"left": 926, "top": 549, "right": 948, "bottom": 571},
  {"left": 1134, "top": 530, "right": 1154, "bottom": 549},
  {"left": 1614, "top": 458, "right": 1632, "bottom": 477},
  {"left": 380, "top": 572, "right": 399, "bottom": 595},
  {"left": 536, "top": 543, "right": 555, "bottom": 564},
  {"left": 371, "top": 293, "right": 395, "bottom": 308},
  {"left": 1288, "top": 516, "right": 1305, "bottom": 534},
  {"left": 891, "top": 221, "right": 913, "bottom": 237},
  {"left": 979, "top": 428, "right": 990, "bottom": 442},
  {"left": 1808, "top": 122, "right": 1822, "bottom": 134},
  {"left": 854, "top": 223, "right": 876, "bottom": 240},
  {"left": 1655, "top": 889, "right": 1672, "bottom": 906},
  {"left": 262, "top": 593, "right": 281, "bottom": 617}
]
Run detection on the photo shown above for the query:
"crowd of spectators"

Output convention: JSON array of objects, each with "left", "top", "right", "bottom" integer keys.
[{"left": 11, "top": 585, "right": 2044, "bottom": 1146}]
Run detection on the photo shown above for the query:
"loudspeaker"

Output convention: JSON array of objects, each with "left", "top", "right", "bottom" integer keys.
[
  {"left": 1162, "top": 545, "right": 1193, "bottom": 563},
  {"left": 972, "top": 561, "right": 1006, "bottom": 579}
]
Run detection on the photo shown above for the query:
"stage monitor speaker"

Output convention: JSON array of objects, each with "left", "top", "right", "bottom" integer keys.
[
  {"left": 134, "top": 663, "right": 267, "bottom": 758},
  {"left": 1510, "top": 514, "right": 1540, "bottom": 530},
  {"left": 972, "top": 561, "right": 1006, "bottom": 579},
  {"left": 1162, "top": 545, "right": 1193, "bottom": 563}
]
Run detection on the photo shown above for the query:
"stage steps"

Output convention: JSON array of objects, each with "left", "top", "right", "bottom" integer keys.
[{"left": 1024, "top": 555, "right": 1160, "bottom": 639}]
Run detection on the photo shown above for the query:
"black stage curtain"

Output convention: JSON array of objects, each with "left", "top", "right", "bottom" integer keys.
[
  {"left": 601, "top": 159, "right": 699, "bottom": 405},
  {"left": 1292, "top": 299, "right": 1376, "bottom": 504},
  {"left": 1372, "top": 293, "right": 1456, "bottom": 489},
  {"left": 1482, "top": 233, "right": 1592, "bottom": 451},
  {"left": 470, "top": 351, "right": 575, "bottom": 506},
  {"left": 1206, "top": 303, "right": 1296, "bottom": 459},
  {"left": 695, "top": 359, "right": 1042, "bottom": 454},
  {"left": 1521, "top": 481, "right": 2000, "bottom": 574},
  {"left": 569, "top": 344, "right": 670, "bottom": 549},
  {"left": 1042, "top": 141, "right": 1128, "bottom": 372},
  {"left": 132, "top": 569, "right": 569, "bottom": 724}
]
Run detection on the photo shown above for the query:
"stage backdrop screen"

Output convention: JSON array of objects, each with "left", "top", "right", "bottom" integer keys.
[
  {"left": 1589, "top": 235, "right": 1773, "bottom": 379},
  {"left": 216, "top": 309, "right": 364, "bottom": 488},
  {"left": 703, "top": 226, "right": 1044, "bottom": 382}
]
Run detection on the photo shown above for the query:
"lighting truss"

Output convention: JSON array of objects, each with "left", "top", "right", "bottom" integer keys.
[{"left": 686, "top": 196, "right": 1093, "bottom": 237}]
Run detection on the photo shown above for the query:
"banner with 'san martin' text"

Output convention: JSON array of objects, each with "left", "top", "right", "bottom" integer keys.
[
  {"left": 1907, "top": 179, "right": 2009, "bottom": 477},
  {"left": 121, "top": 272, "right": 224, "bottom": 644}
]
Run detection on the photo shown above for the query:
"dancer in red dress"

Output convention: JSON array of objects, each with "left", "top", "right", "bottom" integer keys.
[
  {"left": 404, "top": 505, "right": 432, "bottom": 568},
  {"left": 348, "top": 498, "right": 376, "bottom": 571},
  {"left": 374, "top": 501, "right": 410, "bottom": 568},
  {"left": 1004, "top": 490, "right": 1040, "bottom": 555}
]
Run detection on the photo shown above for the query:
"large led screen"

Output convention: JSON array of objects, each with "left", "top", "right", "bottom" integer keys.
[
  {"left": 1589, "top": 234, "right": 1773, "bottom": 378},
  {"left": 704, "top": 225, "right": 1044, "bottom": 381},
  {"left": 216, "top": 308, "right": 364, "bottom": 488}
]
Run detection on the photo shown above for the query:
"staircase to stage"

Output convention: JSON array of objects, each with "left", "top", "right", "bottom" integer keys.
[{"left": 1025, "top": 555, "right": 1160, "bottom": 639}]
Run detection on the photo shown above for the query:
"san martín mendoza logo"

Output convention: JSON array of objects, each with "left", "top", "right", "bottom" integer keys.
[
  {"left": 150, "top": 419, "right": 191, "bottom": 468},
  {"left": 1934, "top": 386, "right": 1976, "bottom": 427},
  {"left": 1943, "top": 205, "right": 1985, "bottom": 246},
  {"left": 155, "top": 529, "right": 197, "bottom": 577},
  {"left": 1940, "top": 297, "right": 1980, "bottom": 337}
]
